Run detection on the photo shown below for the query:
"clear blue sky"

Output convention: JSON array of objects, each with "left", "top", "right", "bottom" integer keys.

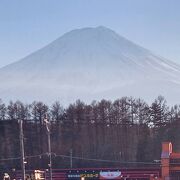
[{"left": 0, "top": 0, "right": 180, "bottom": 68}]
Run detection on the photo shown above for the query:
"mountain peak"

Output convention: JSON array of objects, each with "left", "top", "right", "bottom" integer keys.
[
  {"left": 1, "top": 26, "right": 148, "bottom": 71},
  {"left": 0, "top": 27, "right": 180, "bottom": 104},
  {"left": 95, "top": 25, "right": 117, "bottom": 33},
  {"left": 59, "top": 26, "right": 122, "bottom": 42},
  {"left": 59, "top": 26, "right": 115, "bottom": 40},
  {"left": 68, "top": 26, "right": 114, "bottom": 32}
]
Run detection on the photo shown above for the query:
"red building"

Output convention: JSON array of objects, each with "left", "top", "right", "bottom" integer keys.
[{"left": 161, "top": 142, "right": 180, "bottom": 180}]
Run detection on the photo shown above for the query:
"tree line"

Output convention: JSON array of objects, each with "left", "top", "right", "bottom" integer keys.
[{"left": 0, "top": 96, "right": 180, "bottom": 171}]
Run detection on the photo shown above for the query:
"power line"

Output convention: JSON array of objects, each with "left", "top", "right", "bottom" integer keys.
[
  {"left": 0, "top": 153, "right": 159, "bottom": 164},
  {"left": 53, "top": 153, "right": 161, "bottom": 165},
  {"left": 2, "top": 153, "right": 180, "bottom": 166},
  {"left": 0, "top": 153, "right": 46, "bottom": 162},
  {"left": 0, "top": 157, "right": 21, "bottom": 161},
  {"left": 25, "top": 153, "right": 48, "bottom": 159}
]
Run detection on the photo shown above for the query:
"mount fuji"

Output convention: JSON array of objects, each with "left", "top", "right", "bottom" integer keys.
[{"left": 1, "top": 26, "right": 180, "bottom": 104}]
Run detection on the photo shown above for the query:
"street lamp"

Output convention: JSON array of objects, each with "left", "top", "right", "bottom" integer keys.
[{"left": 44, "top": 115, "right": 52, "bottom": 180}]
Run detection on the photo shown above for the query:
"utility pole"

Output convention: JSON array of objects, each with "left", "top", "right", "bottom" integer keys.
[
  {"left": 44, "top": 116, "right": 52, "bottom": 180},
  {"left": 19, "top": 119, "right": 26, "bottom": 180},
  {"left": 70, "top": 149, "right": 73, "bottom": 168}
]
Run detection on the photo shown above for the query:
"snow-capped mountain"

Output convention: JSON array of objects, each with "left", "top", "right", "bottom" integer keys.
[{"left": 0, "top": 26, "right": 180, "bottom": 104}]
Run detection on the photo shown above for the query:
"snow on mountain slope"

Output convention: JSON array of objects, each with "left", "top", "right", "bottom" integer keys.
[{"left": 0, "top": 26, "right": 180, "bottom": 104}]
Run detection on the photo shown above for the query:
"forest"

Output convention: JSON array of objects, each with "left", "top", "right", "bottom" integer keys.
[{"left": 0, "top": 96, "right": 180, "bottom": 172}]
